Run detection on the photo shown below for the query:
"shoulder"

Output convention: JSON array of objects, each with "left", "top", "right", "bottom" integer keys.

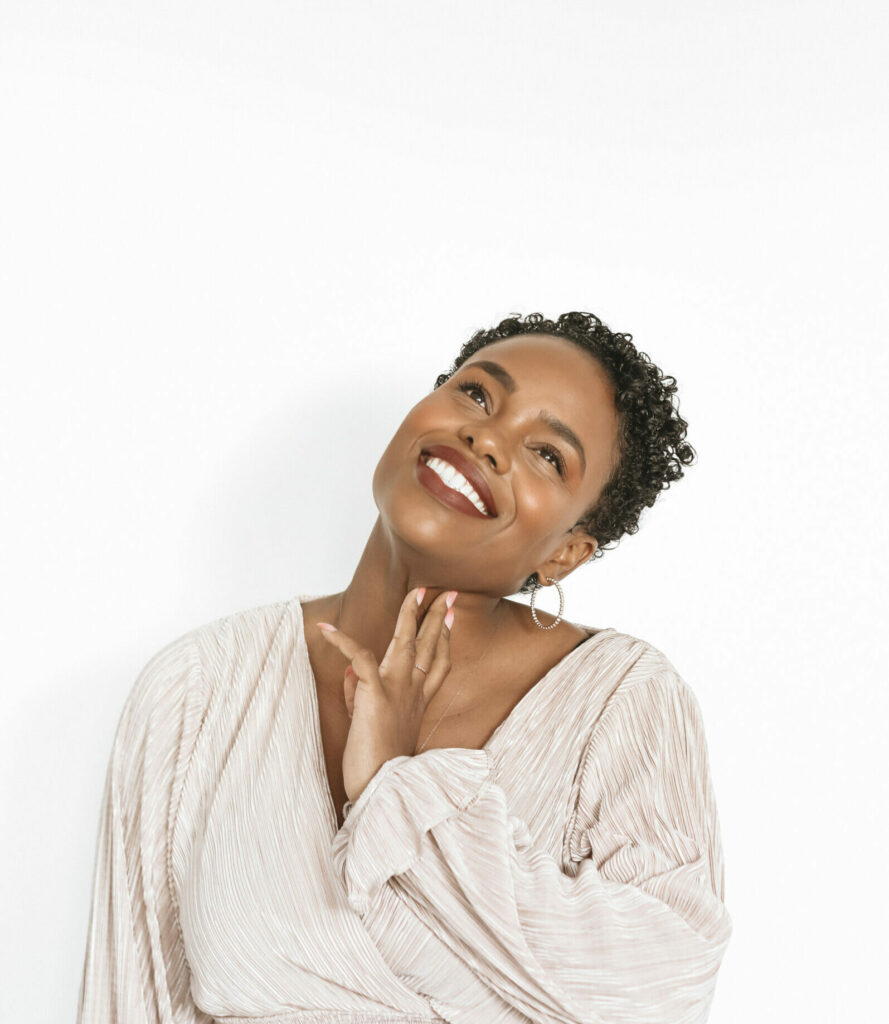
[
  {"left": 567, "top": 632, "right": 724, "bottom": 851},
  {"left": 119, "top": 624, "right": 204, "bottom": 738},
  {"left": 108, "top": 596, "right": 307, "bottom": 818},
  {"left": 187, "top": 594, "right": 302, "bottom": 683},
  {"left": 576, "top": 622, "right": 683, "bottom": 679},
  {"left": 554, "top": 622, "right": 685, "bottom": 702},
  {"left": 120, "top": 595, "right": 302, "bottom": 737},
  {"left": 571, "top": 629, "right": 719, "bottom": 819},
  {"left": 562, "top": 624, "right": 712, "bottom": 764}
]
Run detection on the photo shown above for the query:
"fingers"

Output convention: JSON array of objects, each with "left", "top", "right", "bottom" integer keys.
[
  {"left": 414, "top": 590, "right": 453, "bottom": 667},
  {"left": 344, "top": 664, "right": 357, "bottom": 718},
  {"left": 317, "top": 622, "right": 362, "bottom": 662},
  {"left": 415, "top": 591, "right": 455, "bottom": 702},
  {"left": 380, "top": 587, "right": 426, "bottom": 669},
  {"left": 317, "top": 624, "right": 381, "bottom": 688},
  {"left": 319, "top": 587, "right": 457, "bottom": 702}
]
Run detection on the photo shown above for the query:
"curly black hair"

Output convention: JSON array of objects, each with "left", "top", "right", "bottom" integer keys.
[{"left": 433, "top": 311, "right": 697, "bottom": 595}]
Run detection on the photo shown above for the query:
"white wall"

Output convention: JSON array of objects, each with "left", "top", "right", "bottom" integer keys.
[{"left": 1, "top": 2, "right": 886, "bottom": 1021}]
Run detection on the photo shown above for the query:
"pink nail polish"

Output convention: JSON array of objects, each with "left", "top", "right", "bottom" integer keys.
[
  {"left": 445, "top": 607, "right": 454, "bottom": 630},
  {"left": 317, "top": 622, "right": 336, "bottom": 631},
  {"left": 446, "top": 590, "right": 458, "bottom": 609},
  {"left": 416, "top": 587, "right": 426, "bottom": 605}
]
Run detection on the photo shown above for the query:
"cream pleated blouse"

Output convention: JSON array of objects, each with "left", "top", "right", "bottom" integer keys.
[{"left": 77, "top": 594, "right": 732, "bottom": 1024}]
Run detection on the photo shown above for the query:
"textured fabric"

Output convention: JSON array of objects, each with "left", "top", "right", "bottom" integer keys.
[{"left": 77, "top": 594, "right": 732, "bottom": 1024}]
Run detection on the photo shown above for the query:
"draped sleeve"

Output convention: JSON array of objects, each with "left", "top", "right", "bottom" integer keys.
[
  {"left": 76, "top": 630, "right": 214, "bottom": 1024},
  {"left": 330, "top": 670, "right": 732, "bottom": 1024}
]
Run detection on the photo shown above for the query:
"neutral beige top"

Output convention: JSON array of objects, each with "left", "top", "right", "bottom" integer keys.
[{"left": 77, "top": 594, "right": 732, "bottom": 1024}]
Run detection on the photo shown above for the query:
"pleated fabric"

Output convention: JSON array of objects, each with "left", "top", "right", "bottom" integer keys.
[{"left": 76, "top": 594, "right": 732, "bottom": 1024}]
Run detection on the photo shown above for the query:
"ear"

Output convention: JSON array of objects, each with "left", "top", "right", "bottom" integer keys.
[{"left": 530, "top": 528, "right": 598, "bottom": 586}]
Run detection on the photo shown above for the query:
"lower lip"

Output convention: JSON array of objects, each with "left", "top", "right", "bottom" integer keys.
[{"left": 416, "top": 455, "right": 491, "bottom": 519}]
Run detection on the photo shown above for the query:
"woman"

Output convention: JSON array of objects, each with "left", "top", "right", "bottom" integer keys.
[{"left": 77, "top": 311, "right": 733, "bottom": 1024}]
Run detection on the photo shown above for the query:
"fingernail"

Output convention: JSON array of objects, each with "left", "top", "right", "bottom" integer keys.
[
  {"left": 445, "top": 607, "right": 454, "bottom": 630},
  {"left": 446, "top": 590, "right": 458, "bottom": 609},
  {"left": 416, "top": 587, "right": 426, "bottom": 605},
  {"left": 317, "top": 622, "right": 336, "bottom": 631}
]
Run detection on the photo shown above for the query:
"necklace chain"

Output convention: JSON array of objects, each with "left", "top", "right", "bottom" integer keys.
[
  {"left": 415, "top": 603, "right": 506, "bottom": 754},
  {"left": 416, "top": 684, "right": 463, "bottom": 753}
]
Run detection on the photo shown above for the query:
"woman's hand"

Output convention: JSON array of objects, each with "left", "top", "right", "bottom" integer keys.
[{"left": 316, "top": 587, "right": 456, "bottom": 804}]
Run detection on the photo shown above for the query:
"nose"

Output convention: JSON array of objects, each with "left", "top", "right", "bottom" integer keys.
[{"left": 458, "top": 423, "right": 509, "bottom": 472}]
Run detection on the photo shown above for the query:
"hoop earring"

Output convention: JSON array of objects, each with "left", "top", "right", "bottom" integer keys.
[{"left": 529, "top": 576, "right": 565, "bottom": 630}]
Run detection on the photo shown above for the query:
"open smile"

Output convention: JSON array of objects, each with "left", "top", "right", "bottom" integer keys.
[{"left": 416, "top": 451, "right": 497, "bottom": 518}]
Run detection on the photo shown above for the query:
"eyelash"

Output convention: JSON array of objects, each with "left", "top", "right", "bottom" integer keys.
[{"left": 456, "top": 379, "right": 567, "bottom": 478}]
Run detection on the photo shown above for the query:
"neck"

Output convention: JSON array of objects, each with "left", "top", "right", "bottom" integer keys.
[{"left": 328, "top": 515, "right": 517, "bottom": 666}]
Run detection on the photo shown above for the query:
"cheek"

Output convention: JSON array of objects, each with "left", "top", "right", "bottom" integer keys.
[
  {"left": 514, "top": 471, "right": 558, "bottom": 519},
  {"left": 391, "top": 402, "right": 435, "bottom": 442},
  {"left": 385, "top": 400, "right": 455, "bottom": 460},
  {"left": 408, "top": 398, "right": 449, "bottom": 432},
  {"left": 514, "top": 475, "right": 574, "bottom": 542}
]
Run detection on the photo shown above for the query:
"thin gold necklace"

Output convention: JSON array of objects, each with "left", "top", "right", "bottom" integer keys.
[{"left": 416, "top": 606, "right": 505, "bottom": 754}]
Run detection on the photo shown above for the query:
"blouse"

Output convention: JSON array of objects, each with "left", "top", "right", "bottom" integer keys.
[{"left": 76, "top": 593, "right": 733, "bottom": 1023}]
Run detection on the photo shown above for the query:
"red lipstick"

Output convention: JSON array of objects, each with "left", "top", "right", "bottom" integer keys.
[{"left": 416, "top": 447, "right": 497, "bottom": 518}]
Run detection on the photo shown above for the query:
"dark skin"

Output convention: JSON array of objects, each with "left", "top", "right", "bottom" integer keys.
[{"left": 301, "top": 333, "right": 621, "bottom": 827}]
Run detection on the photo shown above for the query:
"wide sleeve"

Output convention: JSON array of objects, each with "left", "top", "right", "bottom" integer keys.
[
  {"left": 330, "top": 670, "right": 733, "bottom": 1024},
  {"left": 76, "top": 629, "right": 215, "bottom": 1024}
]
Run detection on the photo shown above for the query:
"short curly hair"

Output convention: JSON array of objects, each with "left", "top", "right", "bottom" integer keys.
[{"left": 433, "top": 311, "right": 697, "bottom": 595}]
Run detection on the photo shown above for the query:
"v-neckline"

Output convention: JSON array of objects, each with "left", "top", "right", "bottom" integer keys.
[{"left": 293, "top": 593, "right": 614, "bottom": 835}]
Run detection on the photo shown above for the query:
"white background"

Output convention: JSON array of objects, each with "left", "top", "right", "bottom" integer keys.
[{"left": 2, "top": 2, "right": 886, "bottom": 1021}]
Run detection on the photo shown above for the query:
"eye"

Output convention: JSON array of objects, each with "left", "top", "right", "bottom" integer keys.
[
  {"left": 456, "top": 379, "right": 489, "bottom": 410},
  {"left": 456, "top": 378, "right": 567, "bottom": 479},
  {"left": 536, "top": 443, "right": 567, "bottom": 478}
]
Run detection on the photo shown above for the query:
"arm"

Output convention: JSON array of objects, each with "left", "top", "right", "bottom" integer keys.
[
  {"left": 76, "top": 631, "right": 214, "bottom": 1024},
  {"left": 330, "top": 671, "right": 733, "bottom": 1024}
]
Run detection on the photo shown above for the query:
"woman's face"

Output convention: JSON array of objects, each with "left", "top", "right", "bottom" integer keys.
[{"left": 372, "top": 333, "right": 621, "bottom": 595}]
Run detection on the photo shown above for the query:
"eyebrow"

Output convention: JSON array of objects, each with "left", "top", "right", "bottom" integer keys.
[{"left": 462, "top": 359, "right": 587, "bottom": 475}]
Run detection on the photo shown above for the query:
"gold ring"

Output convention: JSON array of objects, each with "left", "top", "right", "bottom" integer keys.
[{"left": 414, "top": 664, "right": 428, "bottom": 673}]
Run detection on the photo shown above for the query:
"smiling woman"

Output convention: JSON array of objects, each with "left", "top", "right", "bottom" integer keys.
[{"left": 77, "top": 311, "right": 731, "bottom": 1024}]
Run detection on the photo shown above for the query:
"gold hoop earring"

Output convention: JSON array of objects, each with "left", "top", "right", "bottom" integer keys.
[{"left": 529, "top": 576, "right": 565, "bottom": 630}]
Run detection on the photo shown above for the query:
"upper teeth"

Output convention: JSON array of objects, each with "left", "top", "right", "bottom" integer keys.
[{"left": 425, "top": 456, "right": 491, "bottom": 515}]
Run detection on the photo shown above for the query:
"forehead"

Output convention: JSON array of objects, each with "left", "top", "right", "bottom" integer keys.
[
  {"left": 465, "top": 332, "right": 599, "bottom": 373},
  {"left": 463, "top": 333, "right": 615, "bottom": 413}
]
